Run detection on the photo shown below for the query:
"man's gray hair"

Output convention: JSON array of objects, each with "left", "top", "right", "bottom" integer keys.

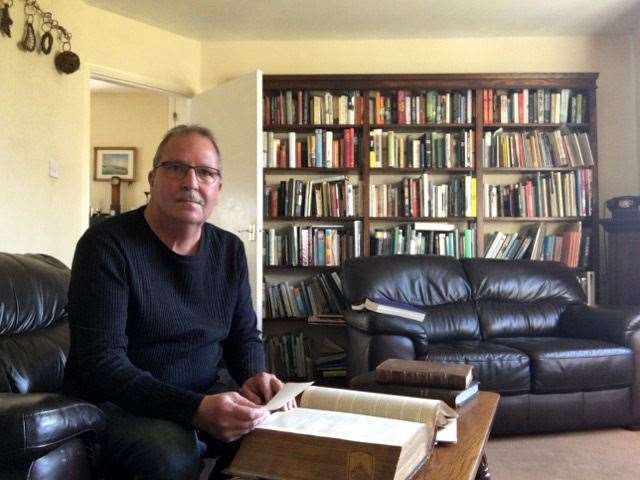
[{"left": 153, "top": 124, "right": 222, "bottom": 171}]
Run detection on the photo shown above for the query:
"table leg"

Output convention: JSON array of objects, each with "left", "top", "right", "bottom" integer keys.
[{"left": 475, "top": 452, "right": 490, "bottom": 480}]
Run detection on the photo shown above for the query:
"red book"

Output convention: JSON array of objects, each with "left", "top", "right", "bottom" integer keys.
[
  {"left": 488, "top": 90, "right": 494, "bottom": 124},
  {"left": 264, "top": 96, "right": 271, "bottom": 126},
  {"left": 518, "top": 91, "right": 524, "bottom": 123},
  {"left": 270, "top": 190, "right": 278, "bottom": 217},
  {"left": 296, "top": 142, "right": 302, "bottom": 168},
  {"left": 398, "top": 90, "right": 406, "bottom": 124},
  {"left": 483, "top": 89, "right": 488, "bottom": 124},
  {"left": 296, "top": 90, "right": 303, "bottom": 125}
]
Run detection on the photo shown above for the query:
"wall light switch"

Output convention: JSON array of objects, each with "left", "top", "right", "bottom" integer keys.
[{"left": 49, "top": 159, "right": 59, "bottom": 178}]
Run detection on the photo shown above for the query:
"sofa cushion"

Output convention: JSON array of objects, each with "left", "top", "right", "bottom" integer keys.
[
  {"left": 0, "top": 253, "right": 70, "bottom": 335},
  {"left": 461, "top": 258, "right": 585, "bottom": 338},
  {"left": 343, "top": 255, "right": 481, "bottom": 341},
  {"left": 493, "top": 337, "right": 634, "bottom": 393},
  {"left": 422, "top": 340, "right": 530, "bottom": 394},
  {"left": 476, "top": 299, "right": 569, "bottom": 339},
  {"left": 0, "top": 321, "right": 69, "bottom": 394}
]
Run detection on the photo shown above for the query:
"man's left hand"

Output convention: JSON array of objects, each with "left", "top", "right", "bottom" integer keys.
[{"left": 240, "top": 372, "right": 296, "bottom": 410}]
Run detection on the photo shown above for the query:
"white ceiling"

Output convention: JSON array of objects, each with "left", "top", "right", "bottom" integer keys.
[{"left": 83, "top": 0, "right": 640, "bottom": 41}]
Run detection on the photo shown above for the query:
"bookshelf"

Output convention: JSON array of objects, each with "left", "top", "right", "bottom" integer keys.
[{"left": 260, "top": 73, "right": 599, "bottom": 382}]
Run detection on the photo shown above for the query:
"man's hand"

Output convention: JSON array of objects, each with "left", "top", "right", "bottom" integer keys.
[
  {"left": 192, "top": 392, "right": 269, "bottom": 442},
  {"left": 240, "top": 372, "right": 296, "bottom": 410}
]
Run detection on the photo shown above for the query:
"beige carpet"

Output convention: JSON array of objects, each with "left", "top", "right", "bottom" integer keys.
[{"left": 486, "top": 428, "right": 640, "bottom": 480}]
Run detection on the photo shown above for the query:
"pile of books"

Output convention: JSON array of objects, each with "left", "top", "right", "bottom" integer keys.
[
  {"left": 351, "top": 359, "right": 479, "bottom": 409},
  {"left": 314, "top": 338, "right": 347, "bottom": 379}
]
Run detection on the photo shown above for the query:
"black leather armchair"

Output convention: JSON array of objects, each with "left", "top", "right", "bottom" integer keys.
[
  {"left": 0, "top": 253, "right": 105, "bottom": 480},
  {"left": 343, "top": 255, "right": 640, "bottom": 434}
]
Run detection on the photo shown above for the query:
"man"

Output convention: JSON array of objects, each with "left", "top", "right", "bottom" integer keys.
[{"left": 64, "top": 125, "right": 284, "bottom": 479}]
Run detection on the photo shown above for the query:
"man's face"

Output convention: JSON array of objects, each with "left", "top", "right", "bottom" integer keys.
[{"left": 148, "top": 133, "right": 222, "bottom": 226}]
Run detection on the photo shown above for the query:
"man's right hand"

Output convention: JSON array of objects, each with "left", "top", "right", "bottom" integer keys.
[{"left": 192, "top": 392, "right": 270, "bottom": 442}]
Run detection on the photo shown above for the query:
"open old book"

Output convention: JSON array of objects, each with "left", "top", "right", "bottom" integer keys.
[{"left": 225, "top": 383, "right": 457, "bottom": 480}]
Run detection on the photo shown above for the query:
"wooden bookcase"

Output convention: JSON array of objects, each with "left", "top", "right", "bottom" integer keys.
[{"left": 260, "top": 73, "right": 599, "bottom": 382}]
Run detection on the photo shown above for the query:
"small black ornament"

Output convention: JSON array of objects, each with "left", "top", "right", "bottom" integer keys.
[
  {"left": 54, "top": 49, "right": 80, "bottom": 74},
  {"left": 0, "top": 3, "right": 12, "bottom": 37}
]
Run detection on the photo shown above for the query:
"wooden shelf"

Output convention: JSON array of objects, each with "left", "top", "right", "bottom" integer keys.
[
  {"left": 264, "top": 124, "right": 362, "bottom": 132},
  {"left": 369, "top": 123, "right": 474, "bottom": 130},
  {"left": 264, "top": 266, "right": 342, "bottom": 272},
  {"left": 482, "top": 166, "right": 593, "bottom": 173},
  {"left": 264, "top": 167, "right": 359, "bottom": 174},
  {"left": 265, "top": 216, "right": 363, "bottom": 222},
  {"left": 370, "top": 216, "right": 476, "bottom": 222},
  {"left": 483, "top": 122, "right": 590, "bottom": 129},
  {"left": 369, "top": 167, "right": 474, "bottom": 174},
  {"left": 484, "top": 216, "right": 590, "bottom": 222}
]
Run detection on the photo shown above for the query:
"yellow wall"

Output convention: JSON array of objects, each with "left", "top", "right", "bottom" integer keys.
[
  {"left": 90, "top": 92, "right": 169, "bottom": 213},
  {"left": 1, "top": 0, "right": 199, "bottom": 266},
  {"left": 2, "top": 0, "right": 638, "bottom": 269},
  {"left": 201, "top": 36, "right": 640, "bottom": 212}
]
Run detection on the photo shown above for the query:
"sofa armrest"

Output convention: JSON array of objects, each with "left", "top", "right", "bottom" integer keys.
[
  {"left": 0, "top": 393, "right": 105, "bottom": 466},
  {"left": 344, "top": 310, "right": 428, "bottom": 349},
  {"left": 559, "top": 304, "right": 640, "bottom": 347}
]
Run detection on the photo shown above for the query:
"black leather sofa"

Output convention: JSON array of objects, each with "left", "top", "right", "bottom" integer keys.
[
  {"left": 343, "top": 255, "right": 640, "bottom": 434},
  {"left": 0, "top": 253, "right": 105, "bottom": 480}
]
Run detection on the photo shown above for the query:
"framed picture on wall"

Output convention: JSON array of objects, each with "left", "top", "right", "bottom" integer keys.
[{"left": 94, "top": 147, "right": 137, "bottom": 181}]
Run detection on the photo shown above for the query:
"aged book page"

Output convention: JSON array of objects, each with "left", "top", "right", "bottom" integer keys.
[
  {"left": 258, "top": 407, "right": 425, "bottom": 446},
  {"left": 300, "top": 385, "right": 457, "bottom": 430}
]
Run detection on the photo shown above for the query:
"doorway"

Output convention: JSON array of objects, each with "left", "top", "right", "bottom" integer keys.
[{"left": 88, "top": 78, "right": 187, "bottom": 219}]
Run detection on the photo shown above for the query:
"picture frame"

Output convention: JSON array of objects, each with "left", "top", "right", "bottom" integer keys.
[{"left": 94, "top": 147, "right": 137, "bottom": 181}]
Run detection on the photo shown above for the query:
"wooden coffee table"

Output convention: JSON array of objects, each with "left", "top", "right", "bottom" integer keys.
[{"left": 415, "top": 391, "right": 499, "bottom": 480}]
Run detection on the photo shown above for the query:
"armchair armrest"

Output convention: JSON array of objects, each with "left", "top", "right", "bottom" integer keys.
[
  {"left": 344, "top": 310, "right": 428, "bottom": 350},
  {"left": 559, "top": 304, "right": 640, "bottom": 347},
  {"left": 0, "top": 393, "right": 105, "bottom": 466}
]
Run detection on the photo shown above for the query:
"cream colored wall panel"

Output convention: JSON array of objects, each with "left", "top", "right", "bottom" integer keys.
[{"left": 0, "top": 0, "right": 199, "bottom": 265}]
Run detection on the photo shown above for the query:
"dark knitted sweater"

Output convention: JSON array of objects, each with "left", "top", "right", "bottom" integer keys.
[{"left": 63, "top": 207, "right": 265, "bottom": 427}]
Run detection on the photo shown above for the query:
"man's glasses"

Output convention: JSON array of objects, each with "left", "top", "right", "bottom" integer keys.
[{"left": 156, "top": 161, "right": 221, "bottom": 185}]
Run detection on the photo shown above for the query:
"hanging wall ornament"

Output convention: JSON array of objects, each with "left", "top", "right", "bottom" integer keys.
[
  {"left": 54, "top": 38, "right": 79, "bottom": 74},
  {"left": 19, "top": 13, "right": 36, "bottom": 51},
  {"left": 39, "top": 19, "right": 51, "bottom": 54},
  {"left": 0, "top": 1, "right": 13, "bottom": 37}
]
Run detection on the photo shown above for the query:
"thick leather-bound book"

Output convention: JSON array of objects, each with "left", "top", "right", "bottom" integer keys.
[
  {"left": 376, "top": 359, "right": 473, "bottom": 390},
  {"left": 351, "top": 371, "right": 479, "bottom": 408},
  {"left": 225, "top": 384, "right": 457, "bottom": 480}
]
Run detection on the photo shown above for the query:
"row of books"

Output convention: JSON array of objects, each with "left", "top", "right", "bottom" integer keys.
[
  {"left": 368, "top": 89, "right": 474, "bottom": 125},
  {"left": 482, "top": 129, "right": 594, "bottom": 168},
  {"left": 264, "top": 177, "right": 361, "bottom": 218},
  {"left": 371, "top": 223, "right": 476, "bottom": 258},
  {"left": 263, "top": 129, "right": 359, "bottom": 169},
  {"left": 314, "top": 337, "right": 347, "bottom": 379},
  {"left": 263, "top": 90, "right": 364, "bottom": 126},
  {"left": 264, "top": 222, "right": 363, "bottom": 267},
  {"left": 264, "top": 88, "right": 587, "bottom": 126},
  {"left": 265, "top": 332, "right": 313, "bottom": 380},
  {"left": 264, "top": 333, "right": 347, "bottom": 380},
  {"left": 369, "top": 129, "right": 475, "bottom": 169},
  {"left": 484, "top": 169, "right": 593, "bottom": 218},
  {"left": 483, "top": 88, "right": 588, "bottom": 124},
  {"left": 263, "top": 271, "right": 347, "bottom": 319},
  {"left": 369, "top": 175, "right": 476, "bottom": 218},
  {"left": 483, "top": 223, "right": 590, "bottom": 268}
]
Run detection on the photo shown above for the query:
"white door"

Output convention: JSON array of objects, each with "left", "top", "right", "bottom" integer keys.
[{"left": 190, "top": 71, "right": 263, "bottom": 328}]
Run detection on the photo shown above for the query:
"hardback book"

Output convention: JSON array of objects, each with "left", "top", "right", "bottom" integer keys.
[
  {"left": 350, "top": 371, "right": 479, "bottom": 409},
  {"left": 376, "top": 359, "right": 474, "bottom": 390},
  {"left": 225, "top": 384, "right": 457, "bottom": 480},
  {"left": 352, "top": 298, "right": 426, "bottom": 322}
]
